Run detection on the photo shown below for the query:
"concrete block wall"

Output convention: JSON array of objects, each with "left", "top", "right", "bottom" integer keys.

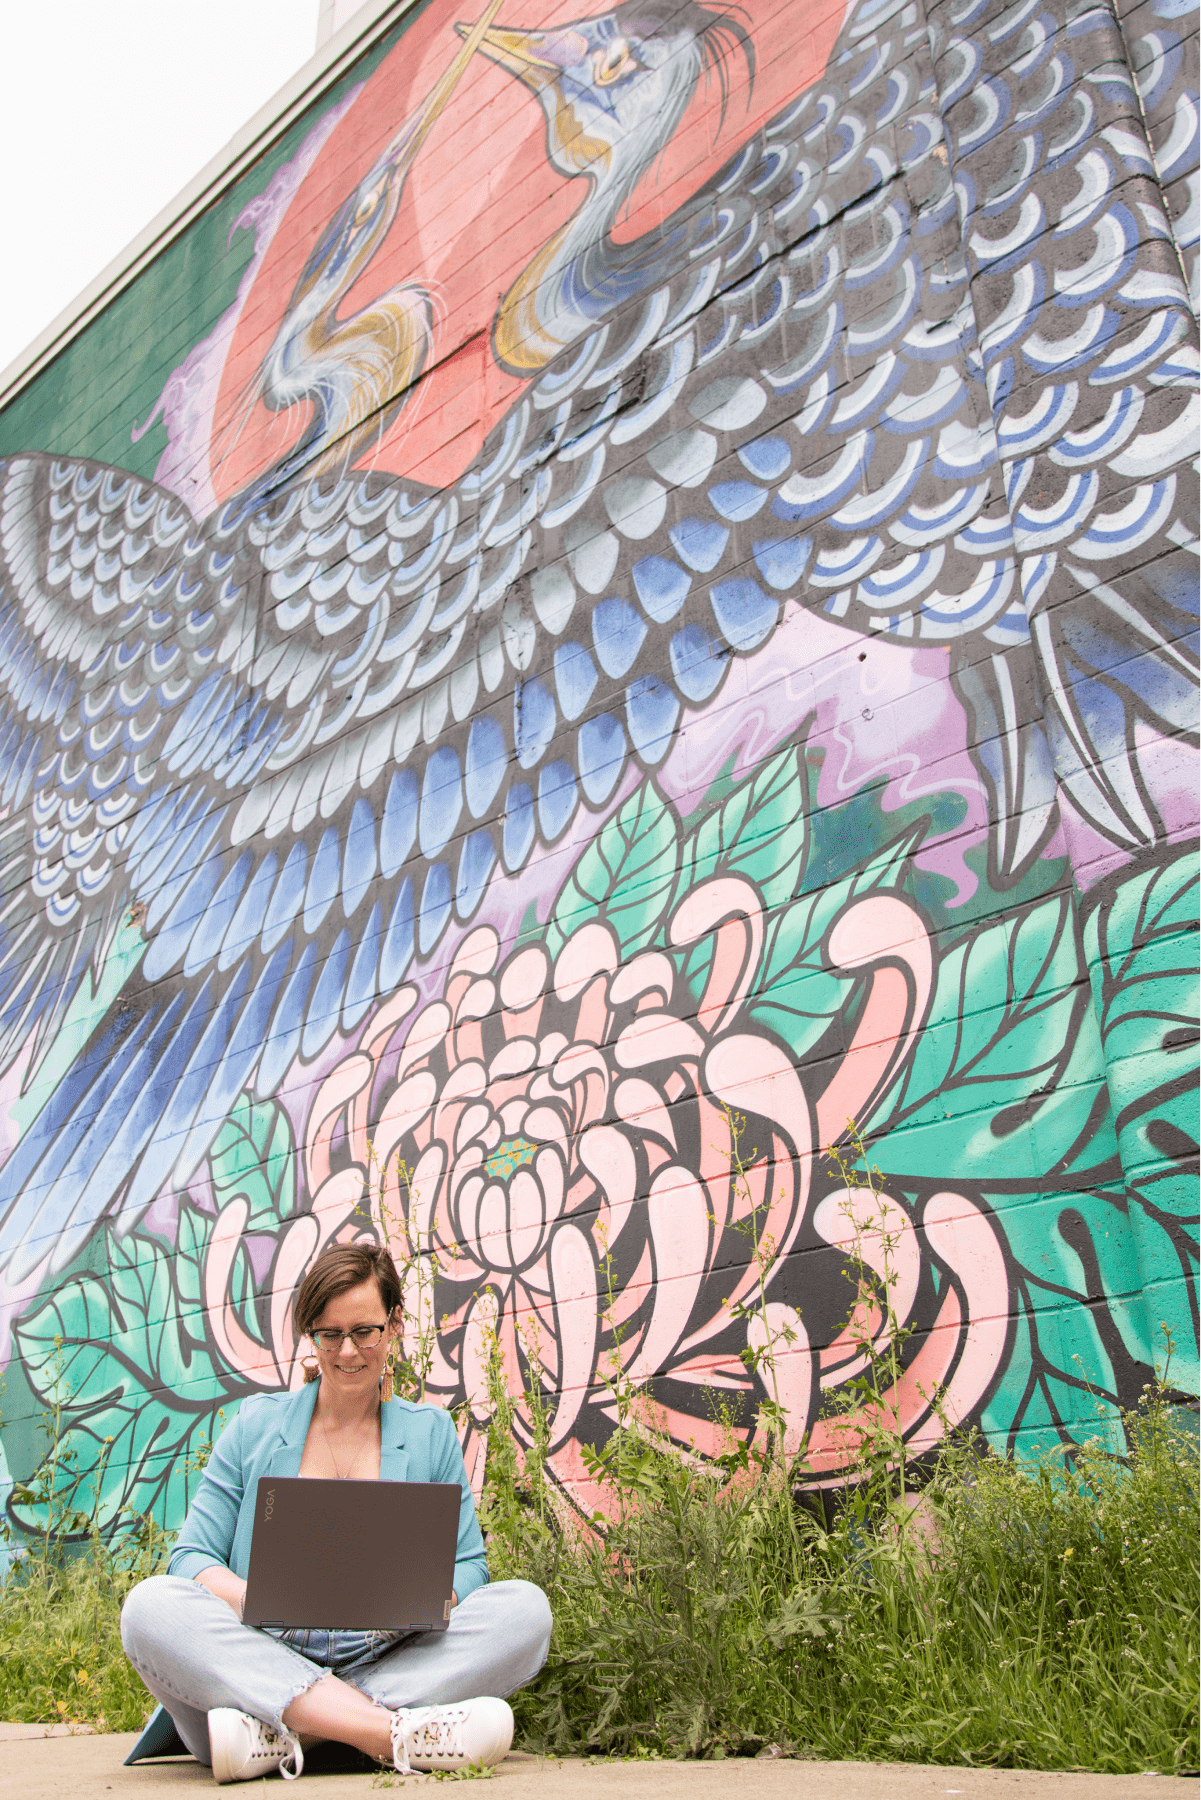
[{"left": 0, "top": 0, "right": 1194, "bottom": 1539}]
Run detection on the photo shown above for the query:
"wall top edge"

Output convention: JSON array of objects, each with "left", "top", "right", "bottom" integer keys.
[{"left": 0, "top": 0, "right": 419, "bottom": 420}]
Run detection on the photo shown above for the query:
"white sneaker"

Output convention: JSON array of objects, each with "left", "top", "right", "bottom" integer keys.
[
  {"left": 388, "top": 1697, "right": 513, "bottom": 1773},
  {"left": 208, "top": 1707, "right": 304, "bottom": 1783}
]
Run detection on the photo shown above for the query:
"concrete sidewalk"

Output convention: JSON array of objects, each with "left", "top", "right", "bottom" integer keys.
[{"left": 0, "top": 1730, "right": 1192, "bottom": 1800}]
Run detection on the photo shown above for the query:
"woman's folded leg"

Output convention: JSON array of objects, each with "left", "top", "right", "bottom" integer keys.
[
  {"left": 119, "top": 1575, "right": 330, "bottom": 1763},
  {"left": 349, "top": 1580, "right": 552, "bottom": 1712}
]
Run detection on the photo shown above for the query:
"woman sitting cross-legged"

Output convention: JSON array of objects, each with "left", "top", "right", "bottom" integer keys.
[{"left": 120, "top": 1243, "right": 552, "bottom": 1782}]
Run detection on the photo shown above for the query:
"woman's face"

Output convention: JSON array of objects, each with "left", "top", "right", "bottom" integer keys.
[{"left": 308, "top": 1276, "right": 401, "bottom": 1396}]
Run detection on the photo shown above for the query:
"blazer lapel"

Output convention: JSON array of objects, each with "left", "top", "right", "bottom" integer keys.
[
  {"left": 266, "top": 1381, "right": 319, "bottom": 1477},
  {"left": 379, "top": 1398, "right": 409, "bottom": 1481}
]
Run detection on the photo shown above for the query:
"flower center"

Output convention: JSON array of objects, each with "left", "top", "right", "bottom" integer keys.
[{"left": 485, "top": 1135, "right": 538, "bottom": 1181}]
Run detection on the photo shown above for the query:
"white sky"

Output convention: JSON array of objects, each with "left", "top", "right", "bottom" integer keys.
[{"left": 0, "top": 1, "right": 323, "bottom": 380}]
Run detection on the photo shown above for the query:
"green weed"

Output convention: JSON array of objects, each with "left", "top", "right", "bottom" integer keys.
[{"left": 481, "top": 1377, "right": 1198, "bottom": 1772}]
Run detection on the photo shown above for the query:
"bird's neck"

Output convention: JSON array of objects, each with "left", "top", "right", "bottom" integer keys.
[
  {"left": 256, "top": 282, "right": 432, "bottom": 488},
  {"left": 493, "top": 116, "right": 695, "bottom": 377}
]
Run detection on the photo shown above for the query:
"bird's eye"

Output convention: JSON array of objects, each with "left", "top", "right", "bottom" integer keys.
[
  {"left": 353, "top": 189, "right": 380, "bottom": 227},
  {"left": 592, "top": 37, "right": 642, "bottom": 85}
]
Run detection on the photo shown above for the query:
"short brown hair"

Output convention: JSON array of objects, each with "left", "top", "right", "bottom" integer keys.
[{"left": 293, "top": 1244, "right": 403, "bottom": 1338}]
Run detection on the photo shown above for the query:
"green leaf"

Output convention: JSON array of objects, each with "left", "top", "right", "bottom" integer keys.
[
  {"left": 207, "top": 1092, "right": 296, "bottom": 1232},
  {"left": 11, "top": 1227, "right": 230, "bottom": 1536},
  {"left": 739, "top": 825, "right": 925, "bottom": 1067},
  {"left": 874, "top": 890, "right": 1117, "bottom": 1184},
  {"left": 546, "top": 780, "right": 680, "bottom": 960},
  {"left": 672, "top": 744, "right": 809, "bottom": 919},
  {"left": 981, "top": 1282, "right": 1124, "bottom": 1459},
  {"left": 1084, "top": 849, "right": 1199, "bottom": 1180}
]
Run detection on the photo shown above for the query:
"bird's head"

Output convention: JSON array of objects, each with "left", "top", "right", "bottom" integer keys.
[
  {"left": 286, "top": 147, "right": 407, "bottom": 334},
  {"left": 459, "top": 2, "right": 753, "bottom": 185}
]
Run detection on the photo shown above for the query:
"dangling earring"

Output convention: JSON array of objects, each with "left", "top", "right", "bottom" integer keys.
[
  {"left": 380, "top": 1364, "right": 394, "bottom": 1403},
  {"left": 302, "top": 1356, "right": 320, "bottom": 1384}
]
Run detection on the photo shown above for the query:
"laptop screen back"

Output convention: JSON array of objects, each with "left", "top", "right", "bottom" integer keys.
[{"left": 243, "top": 1478, "right": 460, "bottom": 1631}]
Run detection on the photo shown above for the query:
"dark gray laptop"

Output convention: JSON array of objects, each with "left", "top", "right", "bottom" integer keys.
[{"left": 243, "top": 1478, "right": 460, "bottom": 1632}]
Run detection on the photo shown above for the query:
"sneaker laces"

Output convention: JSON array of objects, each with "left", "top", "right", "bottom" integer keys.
[
  {"left": 389, "top": 1704, "right": 467, "bottom": 1773},
  {"left": 273, "top": 1725, "right": 304, "bottom": 1781}
]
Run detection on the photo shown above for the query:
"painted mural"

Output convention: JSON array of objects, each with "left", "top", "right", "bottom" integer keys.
[{"left": 0, "top": 0, "right": 1196, "bottom": 1544}]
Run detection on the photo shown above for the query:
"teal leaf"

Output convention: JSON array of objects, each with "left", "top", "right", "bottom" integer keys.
[
  {"left": 207, "top": 1092, "right": 296, "bottom": 1233},
  {"left": 873, "top": 890, "right": 1118, "bottom": 1185},
  {"left": 546, "top": 780, "right": 680, "bottom": 960},
  {"left": 738, "top": 824, "right": 925, "bottom": 1067},
  {"left": 672, "top": 744, "right": 809, "bottom": 919},
  {"left": 11, "top": 1226, "right": 231, "bottom": 1536},
  {"left": 1084, "top": 849, "right": 1199, "bottom": 1181}
]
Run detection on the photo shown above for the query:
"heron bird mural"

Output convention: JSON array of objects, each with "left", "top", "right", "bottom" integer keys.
[
  {"left": 0, "top": 0, "right": 1195, "bottom": 1525},
  {"left": 226, "top": 0, "right": 507, "bottom": 507},
  {"left": 462, "top": 3, "right": 756, "bottom": 374}
]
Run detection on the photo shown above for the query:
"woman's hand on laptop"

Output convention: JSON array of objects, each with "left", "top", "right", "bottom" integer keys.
[{"left": 194, "top": 1564, "right": 249, "bottom": 1621}]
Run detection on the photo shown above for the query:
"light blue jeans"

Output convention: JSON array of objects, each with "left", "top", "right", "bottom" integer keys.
[{"left": 120, "top": 1576, "right": 552, "bottom": 1765}]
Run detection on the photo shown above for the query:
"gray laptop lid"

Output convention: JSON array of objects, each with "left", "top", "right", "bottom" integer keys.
[{"left": 243, "top": 1478, "right": 460, "bottom": 1632}]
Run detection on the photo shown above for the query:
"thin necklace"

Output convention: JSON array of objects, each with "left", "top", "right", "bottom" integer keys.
[{"left": 316, "top": 1401, "right": 379, "bottom": 1480}]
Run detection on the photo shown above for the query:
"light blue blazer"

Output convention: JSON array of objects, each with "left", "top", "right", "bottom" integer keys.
[{"left": 167, "top": 1382, "right": 489, "bottom": 1602}]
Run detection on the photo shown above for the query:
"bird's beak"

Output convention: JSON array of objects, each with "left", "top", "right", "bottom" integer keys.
[
  {"left": 456, "top": 20, "right": 568, "bottom": 95},
  {"left": 384, "top": 0, "right": 507, "bottom": 171}
]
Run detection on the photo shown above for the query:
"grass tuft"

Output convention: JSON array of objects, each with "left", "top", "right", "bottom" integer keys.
[{"left": 480, "top": 1384, "right": 1200, "bottom": 1773}]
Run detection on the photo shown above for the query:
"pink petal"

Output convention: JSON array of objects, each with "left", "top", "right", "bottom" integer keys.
[
  {"left": 453, "top": 1170, "right": 486, "bottom": 1246},
  {"left": 500, "top": 1097, "right": 530, "bottom": 1135},
  {"left": 551, "top": 1041, "right": 606, "bottom": 1083},
  {"left": 613, "top": 1076, "right": 677, "bottom": 1148},
  {"left": 270, "top": 1213, "right": 319, "bottom": 1386},
  {"left": 305, "top": 1053, "right": 374, "bottom": 1191},
  {"left": 310, "top": 1168, "right": 368, "bottom": 1252},
  {"left": 610, "top": 952, "right": 676, "bottom": 1007},
  {"left": 921, "top": 1190, "right": 1009, "bottom": 1429},
  {"left": 812, "top": 1185, "right": 921, "bottom": 1358},
  {"left": 579, "top": 1125, "right": 637, "bottom": 1245},
  {"left": 462, "top": 1289, "right": 501, "bottom": 1421},
  {"left": 396, "top": 1001, "right": 452, "bottom": 1084},
  {"left": 626, "top": 1165, "right": 711, "bottom": 1380},
  {"left": 372, "top": 1069, "right": 438, "bottom": 1166},
  {"left": 451, "top": 926, "right": 501, "bottom": 980},
  {"left": 525, "top": 1105, "right": 569, "bottom": 1152},
  {"left": 747, "top": 1303, "right": 812, "bottom": 1454},
  {"left": 610, "top": 1242, "right": 653, "bottom": 1331},
  {"left": 553, "top": 921, "right": 618, "bottom": 1002},
  {"left": 205, "top": 1197, "right": 280, "bottom": 1386},
  {"left": 407, "top": 1141, "right": 447, "bottom": 1247},
  {"left": 670, "top": 877, "right": 763, "bottom": 1032},
  {"left": 453, "top": 1020, "right": 486, "bottom": 1068},
  {"left": 499, "top": 944, "right": 550, "bottom": 1011},
  {"left": 571, "top": 975, "right": 611, "bottom": 1048},
  {"left": 705, "top": 1032, "right": 812, "bottom": 1279},
  {"left": 476, "top": 1181, "right": 510, "bottom": 1256},
  {"left": 455, "top": 1102, "right": 492, "bottom": 1154},
  {"left": 438, "top": 1059, "right": 487, "bottom": 1106},
  {"left": 508, "top": 1167, "right": 549, "bottom": 1266},
  {"left": 360, "top": 983, "right": 419, "bottom": 1064},
  {"left": 534, "top": 1145, "right": 565, "bottom": 1222},
  {"left": 615, "top": 1011, "right": 706, "bottom": 1068},
  {"left": 818, "top": 895, "right": 932, "bottom": 1147},
  {"left": 547, "top": 1223, "right": 599, "bottom": 1445},
  {"left": 489, "top": 1038, "right": 538, "bottom": 1080}
]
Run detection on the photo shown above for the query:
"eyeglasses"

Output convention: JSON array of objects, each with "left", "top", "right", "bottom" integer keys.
[{"left": 310, "top": 1325, "right": 389, "bottom": 1351}]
